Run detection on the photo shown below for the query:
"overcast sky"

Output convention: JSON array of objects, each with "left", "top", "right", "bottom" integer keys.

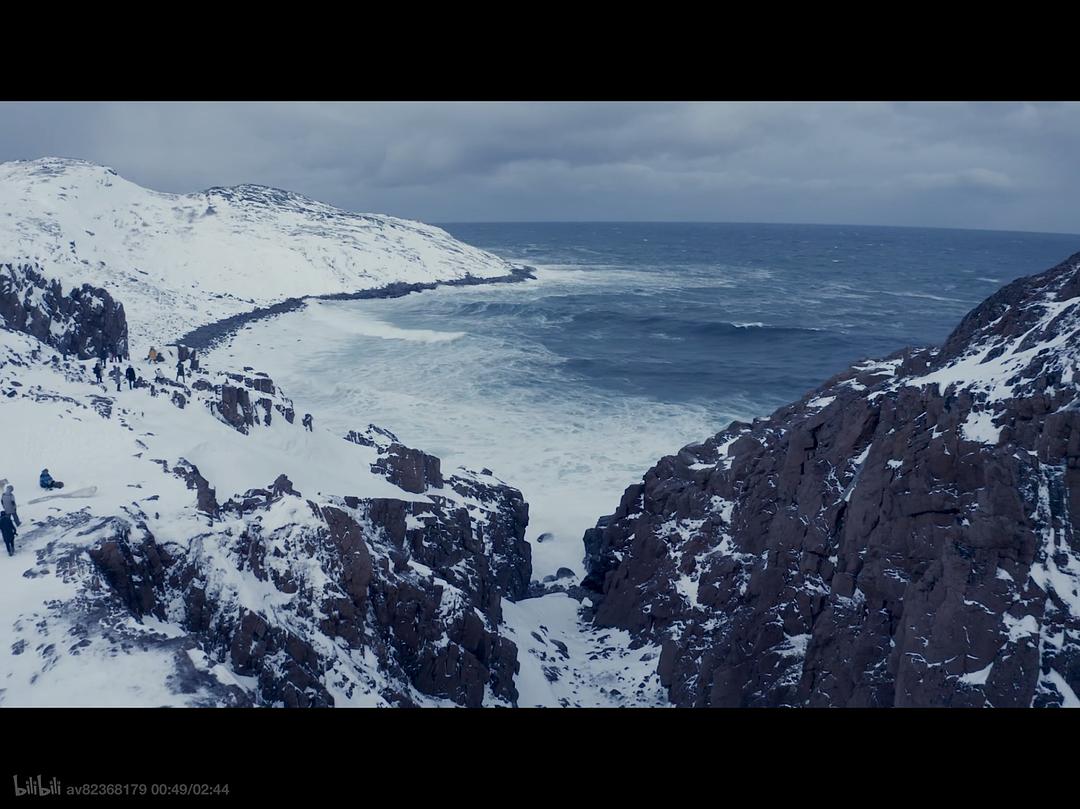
[{"left": 2, "top": 101, "right": 1078, "bottom": 233}]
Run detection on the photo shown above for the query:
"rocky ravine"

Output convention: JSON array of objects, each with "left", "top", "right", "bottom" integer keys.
[
  {"left": 7, "top": 245, "right": 1079, "bottom": 708},
  {"left": 583, "top": 251, "right": 1080, "bottom": 707}
]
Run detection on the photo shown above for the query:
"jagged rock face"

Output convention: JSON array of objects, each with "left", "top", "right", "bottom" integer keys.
[
  {"left": 346, "top": 425, "right": 532, "bottom": 604},
  {"left": 217, "top": 383, "right": 255, "bottom": 433},
  {"left": 173, "top": 459, "right": 220, "bottom": 515},
  {"left": 583, "top": 252, "right": 1080, "bottom": 708},
  {"left": 372, "top": 443, "right": 444, "bottom": 494},
  {"left": 204, "top": 372, "right": 295, "bottom": 434},
  {"left": 84, "top": 469, "right": 530, "bottom": 707},
  {"left": 0, "top": 262, "right": 128, "bottom": 359},
  {"left": 76, "top": 401, "right": 532, "bottom": 708}
]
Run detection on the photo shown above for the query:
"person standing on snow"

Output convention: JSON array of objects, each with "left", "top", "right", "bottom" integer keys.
[
  {"left": 0, "top": 511, "right": 16, "bottom": 556},
  {"left": 111, "top": 365, "right": 122, "bottom": 392},
  {"left": 126, "top": 365, "right": 137, "bottom": 389},
  {"left": 2, "top": 484, "right": 19, "bottom": 527},
  {"left": 176, "top": 360, "right": 186, "bottom": 382},
  {"left": 93, "top": 362, "right": 103, "bottom": 384}
]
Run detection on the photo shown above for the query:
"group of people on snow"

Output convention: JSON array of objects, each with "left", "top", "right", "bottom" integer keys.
[
  {"left": 0, "top": 480, "right": 19, "bottom": 557},
  {"left": 92, "top": 345, "right": 202, "bottom": 391},
  {"left": 0, "top": 472, "right": 65, "bottom": 557},
  {"left": 146, "top": 346, "right": 198, "bottom": 382},
  {"left": 8, "top": 342, "right": 209, "bottom": 560},
  {"left": 97, "top": 345, "right": 127, "bottom": 366},
  {"left": 94, "top": 361, "right": 138, "bottom": 391},
  {"left": 4, "top": 338, "right": 330, "bottom": 558}
]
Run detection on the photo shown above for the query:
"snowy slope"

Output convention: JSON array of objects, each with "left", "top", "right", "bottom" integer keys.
[
  {"left": 502, "top": 593, "right": 668, "bottom": 707},
  {"left": 0, "top": 158, "right": 517, "bottom": 347},
  {"left": 0, "top": 324, "right": 545, "bottom": 707},
  {"left": 0, "top": 332, "right": 396, "bottom": 704}
]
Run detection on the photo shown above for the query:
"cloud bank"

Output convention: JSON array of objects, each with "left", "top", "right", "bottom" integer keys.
[{"left": 2, "top": 101, "right": 1077, "bottom": 233}]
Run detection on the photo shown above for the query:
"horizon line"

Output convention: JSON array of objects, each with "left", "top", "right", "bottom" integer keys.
[{"left": 430, "top": 220, "right": 1080, "bottom": 239}]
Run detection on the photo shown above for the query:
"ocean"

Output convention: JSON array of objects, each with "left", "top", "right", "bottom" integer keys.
[{"left": 211, "top": 223, "right": 1079, "bottom": 578}]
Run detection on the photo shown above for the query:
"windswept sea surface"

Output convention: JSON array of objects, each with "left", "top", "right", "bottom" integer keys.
[{"left": 214, "top": 223, "right": 1080, "bottom": 577}]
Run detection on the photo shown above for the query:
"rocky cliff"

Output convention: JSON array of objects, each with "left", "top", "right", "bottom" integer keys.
[
  {"left": 582, "top": 251, "right": 1080, "bottom": 707},
  {"left": 0, "top": 261, "right": 128, "bottom": 360},
  {"left": 82, "top": 461, "right": 530, "bottom": 707}
]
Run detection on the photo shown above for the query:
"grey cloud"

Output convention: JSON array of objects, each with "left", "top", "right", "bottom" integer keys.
[
  {"left": 902, "top": 168, "right": 1016, "bottom": 192},
  {"left": 0, "top": 101, "right": 1077, "bottom": 233}
]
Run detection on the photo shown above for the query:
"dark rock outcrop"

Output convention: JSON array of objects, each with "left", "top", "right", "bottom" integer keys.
[
  {"left": 200, "top": 370, "right": 298, "bottom": 435},
  {"left": 583, "top": 251, "right": 1080, "bottom": 708},
  {"left": 87, "top": 452, "right": 531, "bottom": 706},
  {"left": 173, "top": 459, "right": 220, "bottom": 516},
  {"left": 216, "top": 383, "right": 255, "bottom": 433},
  {"left": 0, "top": 261, "right": 128, "bottom": 359},
  {"left": 373, "top": 443, "right": 444, "bottom": 494}
]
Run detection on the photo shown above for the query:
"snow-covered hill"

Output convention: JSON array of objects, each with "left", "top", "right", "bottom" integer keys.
[{"left": 0, "top": 158, "right": 517, "bottom": 347}]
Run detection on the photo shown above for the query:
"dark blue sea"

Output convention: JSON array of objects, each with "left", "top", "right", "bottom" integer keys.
[
  {"left": 436, "top": 222, "right": 1078, "bottom": 413},
  {"left": 224, "top": 223, "right": 1080, "bottom": 576}
]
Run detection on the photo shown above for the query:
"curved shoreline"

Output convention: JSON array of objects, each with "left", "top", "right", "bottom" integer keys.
[{"left": 176, "top": 265, "right": 536, "bottom": 352}]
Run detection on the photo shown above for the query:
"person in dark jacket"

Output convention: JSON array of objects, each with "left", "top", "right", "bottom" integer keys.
[
  {"left": 126, "top": 365, "right": 137, "bottom": 389},
  {"left": 93, "top": 362, "right": 103, "bottom": 384},
  {"left": 302, "top": 413, "right": 313, "bottom": 432},
  {"left": 2, "top": 484, "right": 19, "bottom": 527},
  {"left": 0, "top": 511, "right": 16, "bottom": 556},
  {"left": 39, "top": 469, "right": 63, "bottom": 490},
  {"left": 176, "top": 360, "right": 186, "bottom": 382}
]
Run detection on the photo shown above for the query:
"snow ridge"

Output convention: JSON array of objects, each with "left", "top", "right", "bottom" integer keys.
[{"left": 0, "top": 157, "right": 518, "bottom": 348}]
